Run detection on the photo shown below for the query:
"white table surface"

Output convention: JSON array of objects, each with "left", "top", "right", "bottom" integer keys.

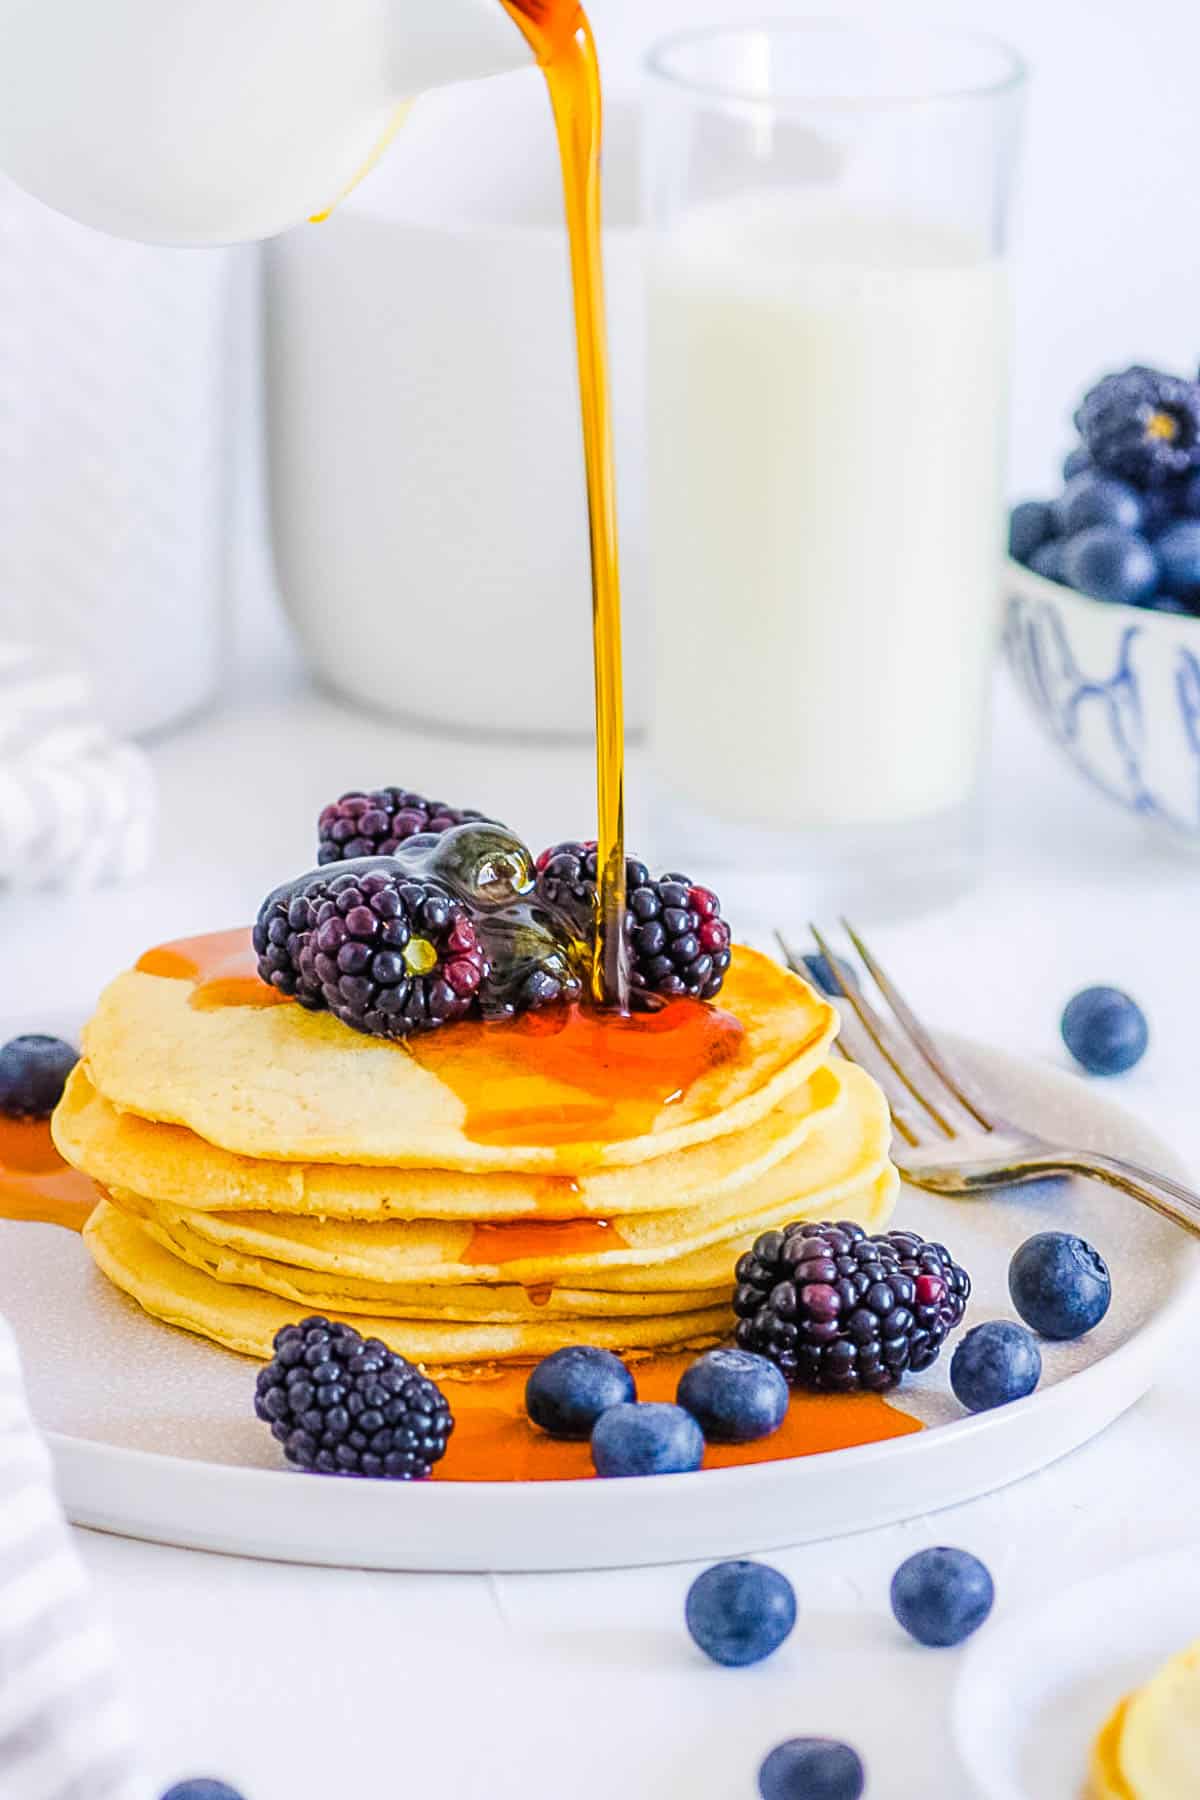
[{"left": 7, "top": 632, "right": 1200, "bottom": 1800}]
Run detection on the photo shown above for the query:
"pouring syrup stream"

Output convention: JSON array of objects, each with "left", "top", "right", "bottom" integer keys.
[{"left": 500, "top": 0, "right": 628, "bottom": 1011}]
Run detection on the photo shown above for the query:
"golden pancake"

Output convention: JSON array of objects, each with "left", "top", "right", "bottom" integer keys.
[
  {"left": 54, "top": 1058, "right": 851, "bottom": 1221},
  {"left": 104, "top": 1061, "right": 893, "bottom": 1286},
  {"left": 79, "top": 945, "right": 835, "bottom": 1172},
  {"left": 116, "top": 1164, "right": 894, "bottom": 1317},
  {"left": 84, "top": 1203, "right": 732, "bottom": 1364}
]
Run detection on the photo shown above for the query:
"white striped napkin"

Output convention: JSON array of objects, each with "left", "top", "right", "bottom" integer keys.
[
  {"left": 0, "top": 646, "right": 154, "bottom": 889},
  {"left": 0, "top": 1314, "right": 141, "bottom": 1800}
]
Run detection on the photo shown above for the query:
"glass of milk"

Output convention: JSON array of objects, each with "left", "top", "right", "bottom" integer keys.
[{"left": 643, "top": 23, "right": 1026, "bottom": 918}]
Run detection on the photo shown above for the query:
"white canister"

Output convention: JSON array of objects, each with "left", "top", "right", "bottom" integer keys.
[
  {"left": 265, "top": 71, "right": 648, "bottom": 740},
  {"left": 0, "top": 177, "right": 234, "bottom": 738}
]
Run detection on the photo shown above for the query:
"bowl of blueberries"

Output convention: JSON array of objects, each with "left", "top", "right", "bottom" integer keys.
[{"left": 1006, "top": 362, "right": 1200, "bottom": 843}]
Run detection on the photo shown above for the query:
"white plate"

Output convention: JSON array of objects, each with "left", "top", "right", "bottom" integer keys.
[
  {"left": 2, "top": 1032, "right": 1197, "bottom": 1572},
  {"left": 954, "top": 1546, "right": 1200, "bottom": 1799}
]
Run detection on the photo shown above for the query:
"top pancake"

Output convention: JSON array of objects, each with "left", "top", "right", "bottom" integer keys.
[{"left": 80, "top": 943, "right": 836, "bottom": 1173}]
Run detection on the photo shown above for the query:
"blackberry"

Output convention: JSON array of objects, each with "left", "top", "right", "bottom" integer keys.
[
  {"left": 535, "top": 841, "right": 732, "bottom": 1005},
  {"left": 317, "top": 788, "right": 490, "bottom": 865},
  {"left": 733, "top": 1222, "right": 970, "bottom": 1393},
  {"left": 1075, "top": 366, "right": 1200, "bottom": 488},
  {"left": 253, "top": 860, "right": 486, "bottom": 1037},
  {"left": 254, "top": 1316, "right": 453, "bottom": 1479}
]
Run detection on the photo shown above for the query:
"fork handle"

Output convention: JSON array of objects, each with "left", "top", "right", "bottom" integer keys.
[{"left": 1058, "top": 1151, "right": 1200, "bottom": 1242}]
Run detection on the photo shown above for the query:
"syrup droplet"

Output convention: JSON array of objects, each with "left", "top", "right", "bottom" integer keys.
[{"left": 462, "top": 1218, "right": 624, "bottom": 1266}]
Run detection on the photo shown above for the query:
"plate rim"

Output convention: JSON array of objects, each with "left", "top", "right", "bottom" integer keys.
[{"left": 15, "top": 1023, "right": 1200, "bottom": 1569}]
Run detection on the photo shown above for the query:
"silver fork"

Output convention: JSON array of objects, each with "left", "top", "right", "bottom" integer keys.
[{"left": 777, "top": 923, "right": 1200, "bottom": 1242}]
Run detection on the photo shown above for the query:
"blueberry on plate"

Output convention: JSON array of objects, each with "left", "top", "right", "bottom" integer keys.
[
  {"left": 1009, "top": 1232, "right": 1111, "bottom": 1341},
  {"left": 1060, "top": 526, "right": 1159, "bottom": 606},
  {"left": 1057, "top": 471, "right": 1145, "bottom": 538},
  {"left": 525, "top": 1346, "right": 635, "bottom": 1439},
  {"left": 685, "top": 1560, "right": 796, "bottom": 1667},
  {"left": 590, "top": 1402, "right": 704, "bottom": 1477},
  {"left": 161, "top": 1783, "right": 246, "bottom": 1800},
  {"left": 950, "top": 1321, "right": 1041, "bottom": 1413},
  {"left": 1154, "top": 518, "right": 1200, "bottom": 596},
  {"left": 0, "top": 1035, "right": 78, "bottom": 1120},
  {"left": 1061, "top": 986, "right": 1148, "bottom": 1076},
  {"left": 677, "top": 1349, "right": 788, "bottom": 1444},
  {"left": 1027, "top": 539, "right": 1065, "bottom": 583},
  {"left": 1009, "top": 499, "right": 1057, "bottom": 565},
  {"left": 758, "top": 1739, "right": 865, "bottom": 1800},
  {"left": 890, "top": 1546, "right": 995, "bottom": 1648}
]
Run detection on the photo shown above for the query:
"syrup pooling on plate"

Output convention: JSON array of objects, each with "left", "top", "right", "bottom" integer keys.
[
  {"left": 435, "top": 1353, "right": 922, "bottom": 1482},
  {"left": 0, "top": 1116, "right": 98, "bottom": 1232}
]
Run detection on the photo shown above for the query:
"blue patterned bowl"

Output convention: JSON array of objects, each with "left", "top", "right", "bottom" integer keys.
[{"left": 1005, "top": 557, "right": 1200, "bottom": 844}]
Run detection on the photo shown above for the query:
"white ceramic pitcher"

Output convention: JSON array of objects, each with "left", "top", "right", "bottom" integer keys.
[{"left": 0, "top": 0, "right": 532, "bottom": 244}]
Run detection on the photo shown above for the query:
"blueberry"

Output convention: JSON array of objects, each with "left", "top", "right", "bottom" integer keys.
[
  {"left": 950, "top": 1321, "right": 1041, "bottom": 1413},
  {"left": 890, "top": 1547, "right": 995, "bottom": 1648},
  {"left": 1179, "top": 471, "right": 1200, "bottom": 516},
  {"left": 1155, "top": 518, "right": 1200, "bottom": 596},
  {"left": 685, "top": 1560, "right": 797, "bottom": 1666},
  {"left": 0, "top": 1035, "right": 78, "bottom": 1119},
  {"left": 525, "top": 1346, "right": 635, "bottom": 1439},
  {"left": 1009, "top": 1232, "right": 1112, "bottom": 1340},
  {"left": 1061, "top": 985, "right": 1149, "bottom": 1076},
  {"left": 1062, "top": 445, "right": 1093, "bottom": 480},
  {"left": 1027, "top": 539, "right": 1065, "bottom": 583},
  {"left": 677, "top": 1349, "right": 789, "bottom": 1444},
  {"left": 1009, "top": 499, "right": 1057, "bottom": 565},
  {"left": 590, "top": 1402, "right": 704, "bottom": 1477},
  {"left": 800, "top": 953, "right": 859, "bottom": 997},
  {"left": 161, "top": 1784, "right": 246, "bottom": 1800},
  {"left": 1057, "top": 471, "right": 1144, "bottom": 537},
  {"left": 758, "top": 1739, "right": 865, "bottom": 1800},
  {"left": 1060, "top": 526, "right": 1159, "bottom": 606}
]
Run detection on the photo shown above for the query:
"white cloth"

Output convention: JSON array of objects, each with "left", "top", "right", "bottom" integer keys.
[
  {"left": 0, "top": 1316, "right": 140, "bottom": 1800},
  {"left": 0, "top": 646, "right": 154, "bottom": 888}
]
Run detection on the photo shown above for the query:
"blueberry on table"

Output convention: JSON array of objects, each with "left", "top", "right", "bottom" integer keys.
[
  {"left": 677, "top": 1349, "right": 789, "bottom": 1443},
  {"left": 1009, "top": 499, "right": 1057, "bottom": 565},
  {"left": 1154, "top": 518, "right": 1200, "bottom": 596},
  {"left": 1061, "top": 986, "right": 1148, "bottom": 1076},
  {"left": 758, "top": 1739, "right": 865, "bottom": 1800},
  {"left": 590, "top": 1402, "right": 704, "bottom": 1477},
  {"left": 950, "top": 1321, "right": 1041, "bottom": 1413},
  {"left": 890, "top": 1546, "right": 995, "bottom": 1648},
  {"left": 1057, "top": 471, "right": 1145, "bottom": 538},
  {"left": 1028, "top": 539, "right": 1065, "bottom": 583},
  {"left": 1009, "top": 1232, "right": 1112, "bottom": 1341},
  {"left": 161, "top": 1783, "right": 246, "bottom": 1800},
  {"left": 0, "top": 1035, "right": 78, "bottom": 1119},
  {"left": 525, "top": 1346, "right": 635, "bottom": 1439},
  {"left": 1060, "top": 526, "right": 1159, "bottom": 606},
  {"left": 685, "top": 1560, "right": 797, "bottom": 1666}
]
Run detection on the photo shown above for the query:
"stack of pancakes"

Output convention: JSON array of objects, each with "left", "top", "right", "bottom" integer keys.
[{"left": 54, "top": 941, "right": 898, "bottom": 1368}]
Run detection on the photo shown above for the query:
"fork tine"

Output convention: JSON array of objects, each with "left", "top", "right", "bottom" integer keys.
[
  {"left": 776, "top": 932, "right": 923, "bottom": 1149},
  {"left": 805, "top": 924, "right": 967, "bottom": 1141},
  {"left": 840, "top": 920, "right": 995, "bottom": 1133}
]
